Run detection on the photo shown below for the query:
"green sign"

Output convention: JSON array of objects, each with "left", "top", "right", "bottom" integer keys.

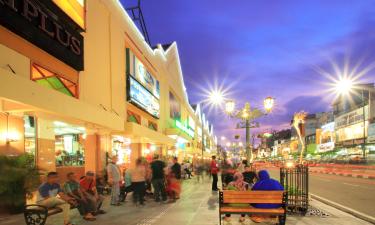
[{"left": 175, "top": 120, "right": 194, "bottom": 137}]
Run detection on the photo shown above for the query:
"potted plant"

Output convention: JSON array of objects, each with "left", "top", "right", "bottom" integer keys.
[{"left": 0, "top": 154, "right": 41, "bottom": 214}]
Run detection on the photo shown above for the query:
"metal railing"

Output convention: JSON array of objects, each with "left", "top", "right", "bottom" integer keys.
[{"left": 280, "top": 164, "right": 309, "bottom": 215}]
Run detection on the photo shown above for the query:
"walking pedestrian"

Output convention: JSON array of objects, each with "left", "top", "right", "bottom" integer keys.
[
  {"left": 169, "top": 157, "right": 181, "bottom": 201},
  {"left": 131, "top": 158, "right": 147, "bottom": 206},
  {"left": 150, "top": 154, "right": 167, "bottom": 202},
  {"left": 107, "top": 155, "right": 122, "bottom": 206},
  {"left": 210, "top": 156, "right": 219, "bottom": 191}
]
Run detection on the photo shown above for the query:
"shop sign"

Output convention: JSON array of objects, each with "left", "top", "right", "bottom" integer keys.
[
  {"left": 188, "top": 116, "right": 195, "bottom": 130},
  {"left": 129, "top": 51, "right": 160, "bottom": 99},
  {"left": 317, "top": 142, "right": 334, "bottom": 153},
  {"left": 169, "top": 92, "right": 181, "bottom": 120},
  {"left": 335, "top": 106, "right": 368, "bottom": 129},
  {"left": 0, "top": 0, "right": 84, "bottom": 70},
  {"left": 336, "top": 122, "right": 367, "bottom": 142},
  {"left": 368, "top": 123, "right": 375, "bottom": 143},
  {"left": 321, "top": 122, "right": 334, "bottom": 132},
  {"left": 128, "top": 76, "right": 160, "bottom": 118},
  {"left": 175, "top": 120, "right": 194, "bottom": 137}
]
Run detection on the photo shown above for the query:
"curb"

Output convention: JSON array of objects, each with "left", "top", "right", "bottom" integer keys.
[
  {"left": 309, "top": 170, "right": 375, "bottom": 179},
  {"left": 310, "top": 194, "right": 375, "bottom": 225}
]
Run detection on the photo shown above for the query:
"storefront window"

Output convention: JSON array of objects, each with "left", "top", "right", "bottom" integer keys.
[
  {"left": 24, "top": 116, "right": 36, "bottom": 165},
  {"left": 112, "top": 136, "right": 131, "bottom": 165},
  {"left": 31, "top": 64, "right": 78, "bottom": 98},
  {"left": 54, "top": 121, "right": 85, "bottom": 167}
]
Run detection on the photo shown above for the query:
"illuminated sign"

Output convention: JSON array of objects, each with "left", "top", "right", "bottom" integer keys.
[
  {"left": 336, "top": 122, "right": 368, "bottom": 142},
  {"left": 127, "top": 50, "right": 160, "bottom": 99},
  {"left": 175, "top": 120, "right": 194, "bottom": 137},
  {"left": 188, "top": 116, "right": 195, "bottom": 129},
  {"left": 368, "top": 123, "right": 375, "bottom": 143},
  {"left": 335, "top": 106, "right": 369, "bottom": 129},
  {"left": 128, "top": 76, "right": 160, "bottom": 118},
  {"left": 0, "top": 0, "right": 84, "bottom": 70},
  {"left": 317, "top": 142, "right": 334, "bottom": 153},
  {"left": 53, "top": 0, "right": 85, "bottom": 29}
]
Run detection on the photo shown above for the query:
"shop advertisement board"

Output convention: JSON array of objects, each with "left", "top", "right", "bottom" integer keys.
[
  {"left": 336, "top": 122, "right": 368, "bottom": 142},
  {"left": 368, "top": 123, "right": 375, "bottom": 143},
  {"left": 128, "top": 76, "right": 160, "bottom": 118},
  {"left": 53, "top": 0, "right": 85, "bottom": 29},
  {"left": 335, "top": 106, "right": 369, "bottom": 129},
  {"left": 0, "top": 0, "right": 84, "bottom": 70},
  {"left": 169, "top": 92, "right": 181, "bottom": 120},
  {"left": 133, "top": 54, "right": 160, "bottom": 99},
  {"left": 317, "top": 142, "right": 335, "bottom": 153}
]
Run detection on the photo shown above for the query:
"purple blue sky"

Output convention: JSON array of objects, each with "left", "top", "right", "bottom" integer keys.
[{"left": 121, "top": 0, "right": 375, "bottom": 144}]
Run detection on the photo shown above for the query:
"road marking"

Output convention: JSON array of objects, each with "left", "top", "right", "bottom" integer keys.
[{"left": 343, "top": 182, "right": 359, "bottom": 187}]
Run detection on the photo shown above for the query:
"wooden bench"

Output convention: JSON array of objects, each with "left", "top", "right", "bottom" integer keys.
[
  {"left": 24, "top": 204, "right": 76, "bottom": 225},
  {"left": 219, "top": 190, "right": 287, "bottom": 225}
]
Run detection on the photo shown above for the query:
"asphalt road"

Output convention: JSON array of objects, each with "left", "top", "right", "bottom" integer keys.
[{"left": 268, "top": 169, "right": 375, "bottom": 218}]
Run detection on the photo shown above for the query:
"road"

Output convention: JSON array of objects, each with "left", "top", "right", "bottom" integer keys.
[{"left": 268, "top": 169, "right": 375, "bottom": 218}]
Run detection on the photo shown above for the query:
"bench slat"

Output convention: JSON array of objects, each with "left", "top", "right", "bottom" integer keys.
[
  {"left": 220, "top": 207, "right": 284, "bottom": 214},
  {"left": 223, "top": 199, "right": 283, "bottom": 204}
]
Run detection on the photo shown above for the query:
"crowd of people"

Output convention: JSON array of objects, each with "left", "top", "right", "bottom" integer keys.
[
  {"left": 35, "top": 154, "right": 203, "bottom": 225},
  {"left": 34, "top": 154, "right": 282, "bottom": 225},
  {"left": 210, "top": 156, "right": 284, "bottom": 223}
]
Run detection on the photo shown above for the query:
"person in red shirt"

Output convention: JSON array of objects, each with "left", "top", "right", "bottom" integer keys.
[
  {"left": 210, "top": 156, "right": 219, "bottom": 191},
  {"left": 80, "top": 171, "right": 105, "bottom": 215}
]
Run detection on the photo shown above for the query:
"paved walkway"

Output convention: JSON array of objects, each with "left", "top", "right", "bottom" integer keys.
[{"left": 0, "top": 177, "right": 372, "bottom": 225}]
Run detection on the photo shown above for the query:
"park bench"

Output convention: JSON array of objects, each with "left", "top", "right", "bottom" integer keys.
[
  {"left": 219, "top": 190, "right": 287, "bottom": 225},
  {"left": 24, "top": 204, "right": 76, "bottom": 225}
]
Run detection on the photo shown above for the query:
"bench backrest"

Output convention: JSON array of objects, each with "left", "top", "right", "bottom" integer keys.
[{"left": 220, "top": 190, "right": 286, "bottom": 204}]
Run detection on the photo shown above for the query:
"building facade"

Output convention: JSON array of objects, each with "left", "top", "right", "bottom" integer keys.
[{"left": 0, "top": 0, "right": 216, "bottom": 179}]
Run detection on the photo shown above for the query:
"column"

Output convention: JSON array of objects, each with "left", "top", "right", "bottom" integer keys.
[{"left": 37, "top": 118, "right": 55, "bottom": 172}]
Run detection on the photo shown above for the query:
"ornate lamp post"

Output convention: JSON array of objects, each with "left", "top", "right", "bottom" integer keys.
[{"left": 224, "top": 97, "right": 274, "bottom": 162}]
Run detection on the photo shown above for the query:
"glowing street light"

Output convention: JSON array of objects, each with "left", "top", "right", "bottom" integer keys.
[
  {"left": 226, "top": 142, "right": 231, "bottom": 147},
  {"left": 264, "top": 97, "right": 275, "bottom": 113},
  {"left": 209, "top": 90, "right": 224, "bottom": 105},
  {"left": 239, "top": 142, "right": 243, "bottom": 147},
  {"left": 221, "top": 136, "right": 226, "bottom": 141},
  {"left": 225, "top": 100, "right": 235, "bottom": 114},
  {"left": 335, "top": 77, "right": 354, "bottom": 96}
]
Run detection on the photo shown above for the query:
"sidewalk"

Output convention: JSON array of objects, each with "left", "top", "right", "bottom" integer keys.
[{"left": 0, "top": 178, "right": 372, "bottom": 225}]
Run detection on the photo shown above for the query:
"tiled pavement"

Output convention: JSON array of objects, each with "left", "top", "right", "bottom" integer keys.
[{"left": 0, "top": 177, "right": 372, "bottom": 225}]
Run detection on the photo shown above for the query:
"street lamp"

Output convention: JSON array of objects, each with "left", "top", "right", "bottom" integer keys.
[
  {"left": 224, "top": 98, "right": 274, "bottom": 162},
  {"left": 209, "top": 90, "right": 224, "bottom": 105}
]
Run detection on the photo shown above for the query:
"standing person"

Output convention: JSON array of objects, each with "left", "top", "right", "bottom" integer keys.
[
  {"left": 80, "top": 171, "right": 105, "bottom": 215},
  {"left": 63, "top": 172, "right": 96, "bottom": 221},
  {"left": 107, "top": 155, "right": 122, "bottom": 206},
  {"left": 131, "top": 158, "right": 147, "bottom": 206},
  {"left": 195, "top": 160, "right": 204, "bottom": 183},
  {"left": 37, "top": 172, "right": 75, "bottom": 225},
  {"left": 150, "top": 154, "right": 167, "bottom": 202},
  {"left": 210, "top": 156, "right": 219, "bottom": 191},
  {"left": 169, "top": 157, "right": 182, "bottom": 201},
  {"left": 120, "top": 168, "right": 133, "bottom": 202}
]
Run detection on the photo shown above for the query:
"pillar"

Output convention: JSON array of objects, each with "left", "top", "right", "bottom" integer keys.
[{"left": 37, "top": 118, "right": 55, "bottom": 172}]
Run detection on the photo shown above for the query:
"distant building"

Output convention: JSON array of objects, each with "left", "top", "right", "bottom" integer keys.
[{"left": 333, "top": 83, "right": 375, "bottom": 157}]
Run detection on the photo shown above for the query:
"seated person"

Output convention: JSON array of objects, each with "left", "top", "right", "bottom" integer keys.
[
  {"left": 80, "top": 171, "right": 105, "bottom": 215},
  {"left": 223, "top": 172, "right": 250, "bottom": 223},
  {"left": 251, "top": 170, "right": 284, "bottom": 222},
  {"left": 242, "top": 165, "right": 257, "bottom": 185},
  {"left": 63, "top": 172, "right": 96, "bottom": 221},
  {"left": 37, "top": 172, "right": 75, "bottom": 225}
]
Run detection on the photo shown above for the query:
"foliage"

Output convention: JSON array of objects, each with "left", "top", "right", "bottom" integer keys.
[{"left": 0, "top": 154, "right": 42, "bottom": 212}]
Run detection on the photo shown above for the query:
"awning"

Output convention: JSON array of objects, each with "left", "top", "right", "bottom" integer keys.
[{"left": 165, "top": 127, "right": 193, "bottom": 143}]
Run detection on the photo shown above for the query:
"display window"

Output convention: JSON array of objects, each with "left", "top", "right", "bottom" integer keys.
[
  {"left": 54, "top": 121, "right": 86, "bottom": 167},
  {"left": 31, "top": 64, "right": 78, "bottom": 98},
  {"left": 112, "top": 136, "right": 131, "bottom": 165},
  {"left": 24, "top": 115, "right": 36, "bottom": 165}
]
